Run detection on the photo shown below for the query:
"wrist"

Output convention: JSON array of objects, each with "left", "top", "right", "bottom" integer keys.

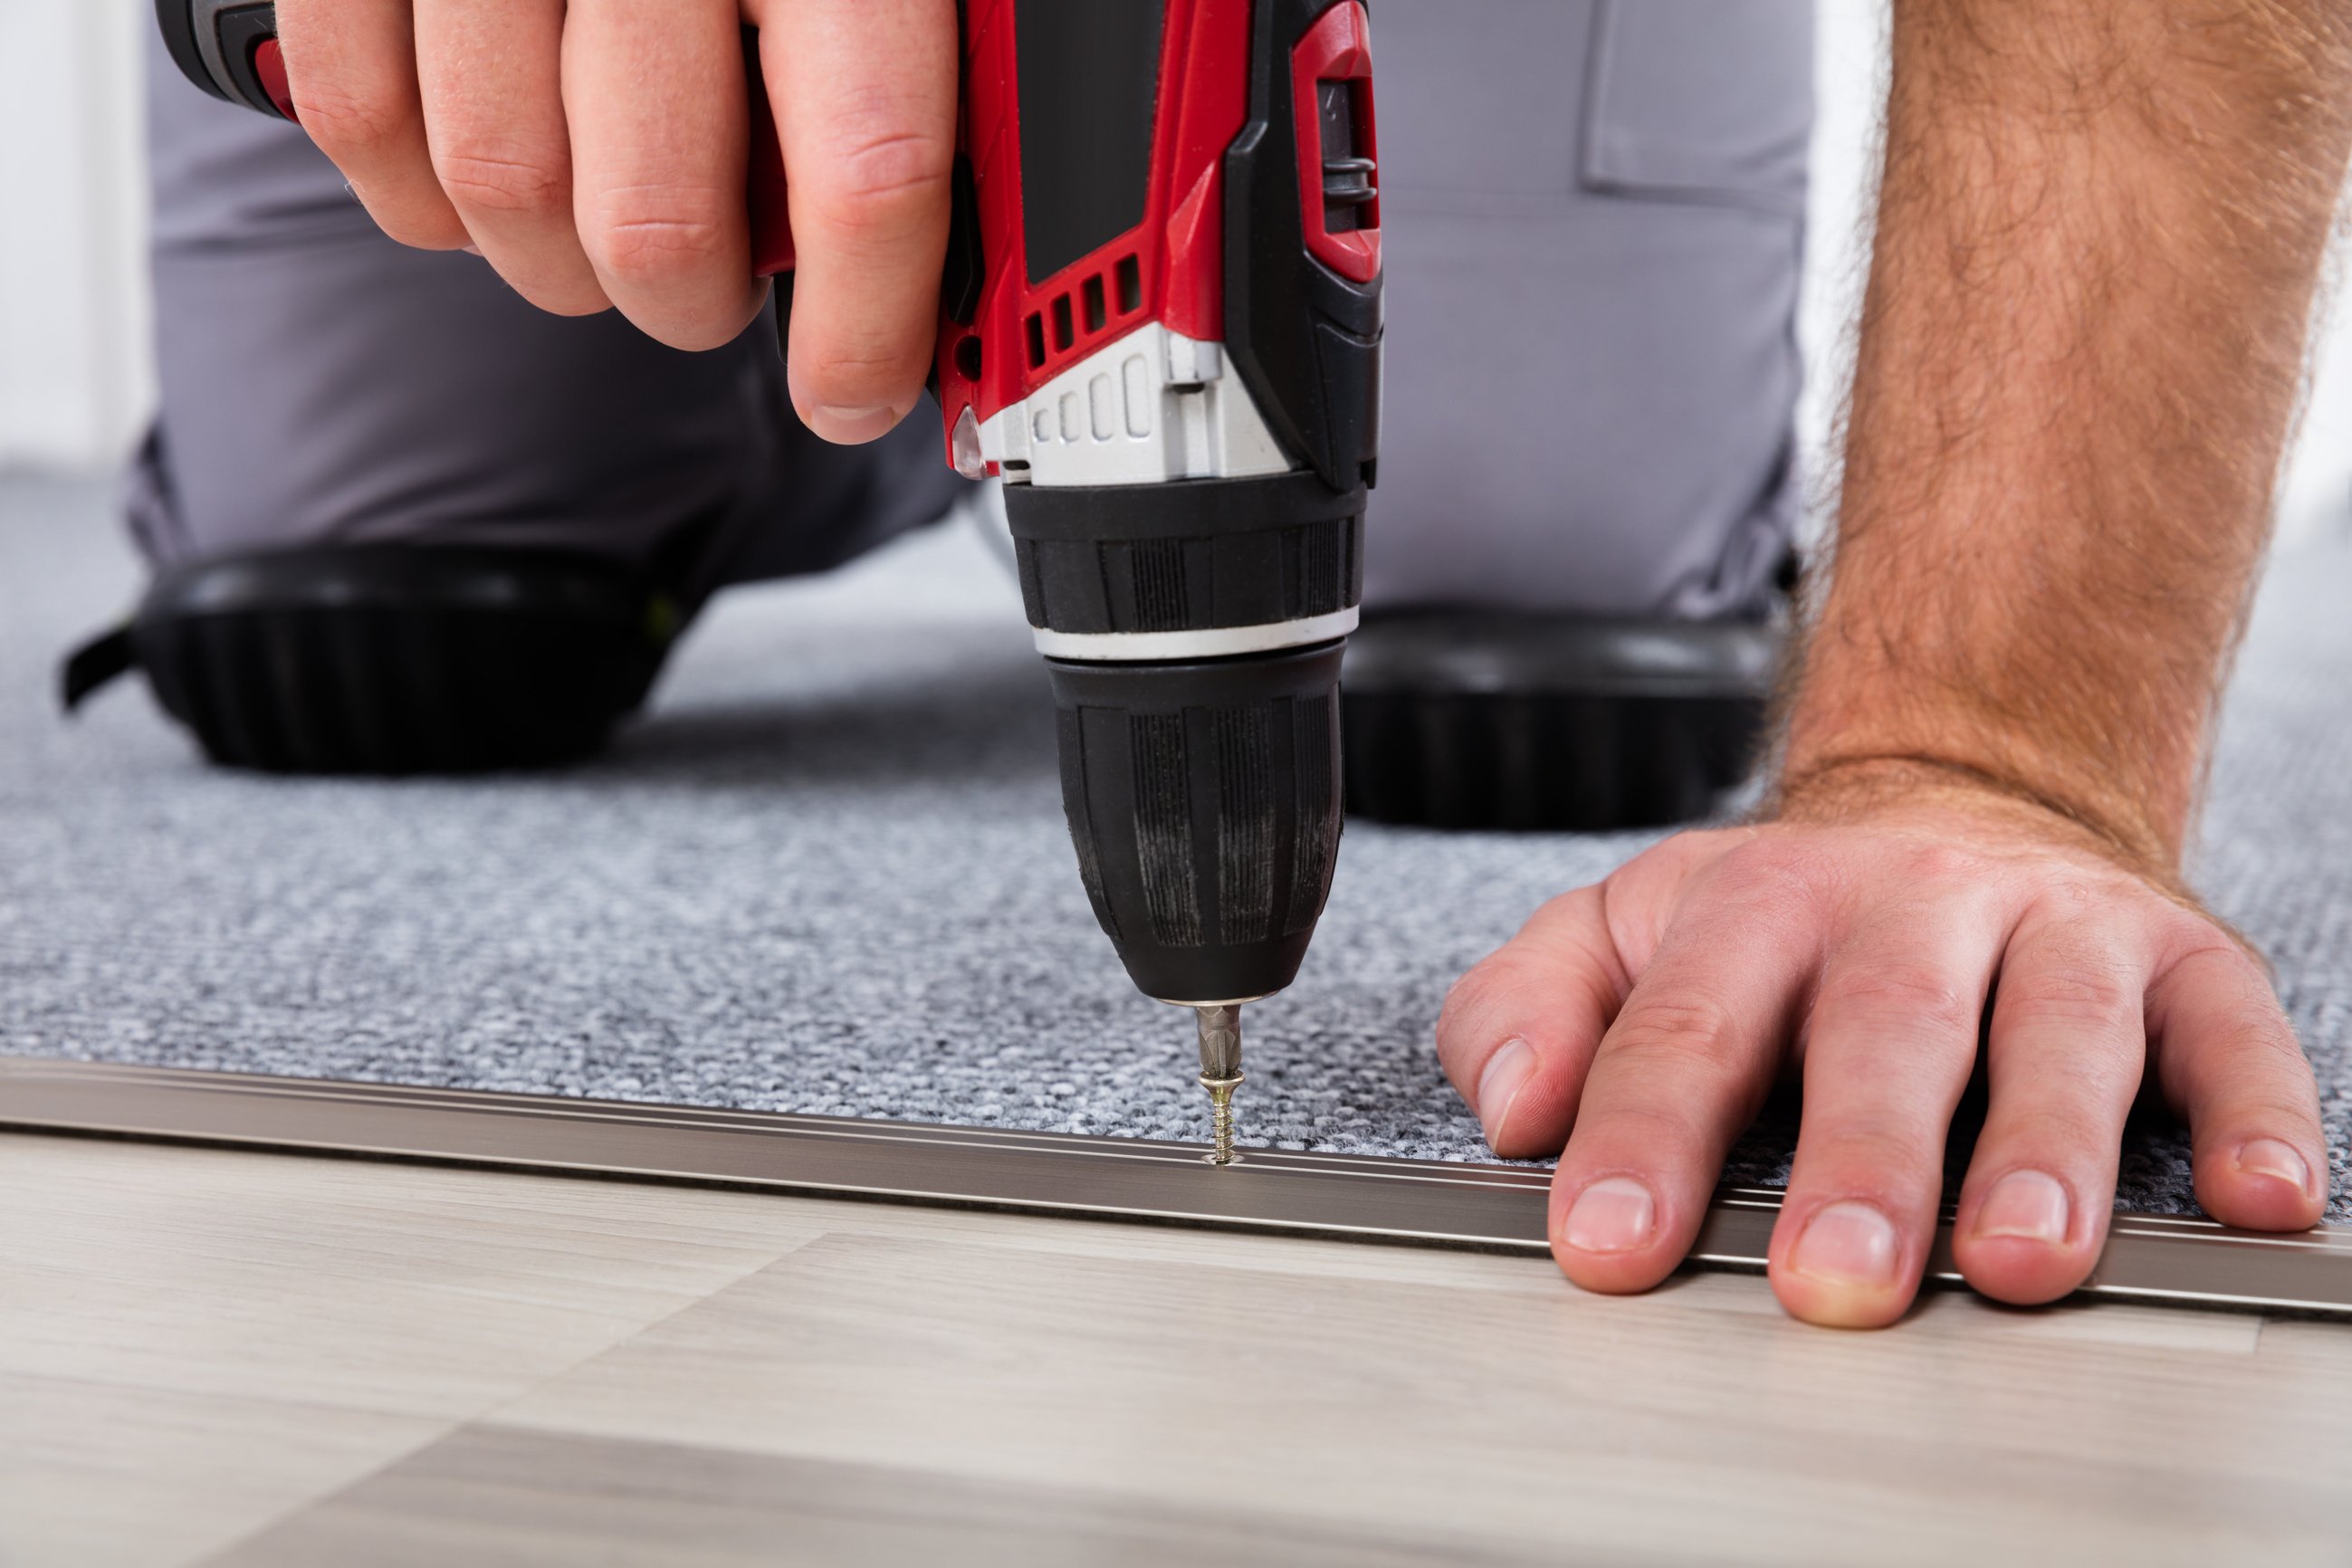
[
  {"left": 1768, "top": 676, "right": 2192, "bottom": 879},
  {"left": 1772, "top": 740, "right": 2183, "bottom": 885}
]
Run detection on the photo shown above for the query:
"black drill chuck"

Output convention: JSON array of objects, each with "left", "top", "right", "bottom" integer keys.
[
  {"left": 1046, "top": 644, "right": 1344, "bottom": 1006},
  {"left": 1006, "top": 468, "right": 1365, "bottom": 1009}
]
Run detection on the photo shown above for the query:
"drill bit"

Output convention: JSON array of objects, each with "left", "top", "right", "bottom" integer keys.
[{"left": 1195, "top": 1003, "right": 1245, "bottom": 1165}]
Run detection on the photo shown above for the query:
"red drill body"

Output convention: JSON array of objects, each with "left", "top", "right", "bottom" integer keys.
[{"left": 159, "top": 0, "right": 1385, "bottom": 1139}]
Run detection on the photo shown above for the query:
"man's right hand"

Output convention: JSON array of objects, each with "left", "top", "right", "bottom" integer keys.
[{"left": 273, "top": 0, "right": 958, "bottom": 444}]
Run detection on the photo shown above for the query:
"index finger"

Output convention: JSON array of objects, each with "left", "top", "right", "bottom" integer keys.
[
  {"left": 1548, "top": 857, "right": 1821, "bottom": 1295},
  {"left": 756, "top": 0, "right": 958, "bottom": 443}
]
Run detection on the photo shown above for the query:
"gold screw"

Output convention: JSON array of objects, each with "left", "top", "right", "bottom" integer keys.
[
  {"left": 1200, "top": 1071, "right": 1244, "bottom": 1166},
  {"left": 1195, "top": 1003, "right": 1245, "bottom": 1166}
]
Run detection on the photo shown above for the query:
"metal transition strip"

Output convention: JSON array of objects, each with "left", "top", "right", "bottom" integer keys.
[{"left": 4, "top": 1056, "right": 2347, "bottom": 1317}]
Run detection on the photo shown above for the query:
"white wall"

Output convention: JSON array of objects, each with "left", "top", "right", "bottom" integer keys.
[
  {"left": 1795, "top": 1, "right": 1885, "bottom": 542},
  {"left": 2, "top": 2, "right": 2347, "bottom": 543},
  {"left": 0, "top": 0, "right": 152, "bottom": 473},
  {"left": 2281, "top": 245, "right": 2352, "bottom": 547}
]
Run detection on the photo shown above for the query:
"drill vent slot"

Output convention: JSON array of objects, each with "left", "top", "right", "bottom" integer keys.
[{"left": 1016, "top": 253, "right": 1147, "bottom": 379}]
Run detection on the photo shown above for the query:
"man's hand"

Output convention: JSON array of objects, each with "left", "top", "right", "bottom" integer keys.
[
  {"left": 1439, "top": 768, "right": 2328, "bottom": 1329},
  {"left": 1440, "top": 0, "right": 2352, "bottom": 1328},
  {"left": 273, "top": 0, "right": 957, "bottom": 443}
]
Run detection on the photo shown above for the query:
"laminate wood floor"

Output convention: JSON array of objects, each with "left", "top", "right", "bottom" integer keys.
[{"left": 3, "top": 1133, "right": 2347, "bottom": 1568}]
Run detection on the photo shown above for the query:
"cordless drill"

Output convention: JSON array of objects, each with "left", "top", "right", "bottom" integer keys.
[{"left": 158, "top": 0, "right": 1384, "bottom": 1162}]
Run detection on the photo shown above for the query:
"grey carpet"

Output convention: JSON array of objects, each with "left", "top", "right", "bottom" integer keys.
[{"left": 3, "top": 473, "right": 2346, "bottom": 1219}]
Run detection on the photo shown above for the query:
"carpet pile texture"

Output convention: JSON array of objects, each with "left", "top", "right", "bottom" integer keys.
[{"left": 4, "top": 475, "right": 2346, "bottom": 1219}]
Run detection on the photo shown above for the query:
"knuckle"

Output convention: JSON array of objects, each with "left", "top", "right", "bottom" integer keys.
[
  {"left": 1901, "top": 842, "right": 1978, "bottom": 885},
  {"left": 1989, "top": 1102, "right": 2118, "bottom": 1158},
  {"left": 1817, "top": 962, "right": 1978, "bottom": 1037},
  {"left": 2163, "top": 942, "right": 2296, "bottom": 1043},
  {"left": 1707, "top": 840, "right": 1826, "bottom": 920},
  {"left": 434, "top": 144, "right": 569, "bottom": 215},
  {"left": 1437, "top": 949, "right": 1542, "bottom": 1047},
  {"left": 2029, "top": 878, "right": 2107, "bottom": 923},
  {"left": 1712, "top": 836, "right": 1800, "bottom": 885},
  {"left": 1437, "top": 964, "right": 1478, "bottom": 1020},
  {"left": 2213, "top": 1023, "right": 2315, "bottom": 1085},
  {"left": 798, "top": 343, "right": 915, "bottom": 389},
  {"left": 803, "top": 126, "right": 953, "bottom": 227},
  {"left": 1798, "top": 1124, "right": 1934, "bottom": 1183},
  {"left": 2187, "top": 934, "right": 2271, "bottom": 993},
  {"left": 2247, "top": 1095, "right": 2321, "bottom": 1133},
  {"left": 794, "top": 357, "right": 921, "bottom": 416},
  {"left": 2000, "top": 960, "right": 2136, "bottom": 1027},
  {"left": 589, "top": 186, "right": 735, "bottom": 282},
  {"left": 1577, "top": 1100, "right": 1708, "bottom": 1160},
  {"left": 1601, "top": 839, "right": 1691, "bottom": 898},
  {"left": 2200, "top": 1093, "right": 2320, "bottom": 1150},
  {"left": 1608, "top": 993, "right": 1744, "bottom": 1075},
  {"left": 290, "top": 83, "right": 406, "bottom": 158},
  {"left": 1436, "top": 961, "right": 1504, "bottom": 1046},
  {"left": 1520, "top": 882, "right": 1603, "bottom": 940}
]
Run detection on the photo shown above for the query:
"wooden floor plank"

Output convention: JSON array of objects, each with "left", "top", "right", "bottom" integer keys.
[
  {"left": 0, "top": 1372, "right": 443, "bottom": 1568},
  {"left": 4, "top": 1133, "right": 2347, "bottom": 1567},
  {"left": 483, "top": 1232, "right": 2352, "bottom": 1567},
  {"left": 211, "top": 1426, "right": 1524, "bottom": 1568},
  {"left": 0, "top": 1136, "right": 823, "bottom": 1566}
]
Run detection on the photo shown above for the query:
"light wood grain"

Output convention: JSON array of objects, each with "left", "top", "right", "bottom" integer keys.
[
  {"left": 473, "top": 1232, "right": 2352, "bottom": 1568},
  {"left": 0, "top": 1136, "right": 821, "bottom": 1566},
  {"left": 0, "top": 1138, "right": 822, "bottom": 1412},
  {"left": 214, "top": 1426, "right": 1508, "bottom": 1568},
  {"left": 2, "top": 1133, "right": 2346, "bottom": 1568},
  {"left": 0, "top": 1372, "right": 441, "bottom": 1568}
]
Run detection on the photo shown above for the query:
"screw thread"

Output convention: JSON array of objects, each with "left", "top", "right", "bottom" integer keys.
[{"left": 1200, "top": 1071, "right": 1244, "bottom": 1166}]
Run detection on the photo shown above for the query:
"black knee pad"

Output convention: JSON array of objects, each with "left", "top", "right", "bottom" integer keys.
[
  {"left": 1340, "top": 613, "right": 1782, "bottom": 831},
  {"left": 62, "top": 544, "right": 680, "bottom": 774}
]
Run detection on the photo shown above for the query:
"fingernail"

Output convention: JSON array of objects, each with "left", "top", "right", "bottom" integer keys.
[
  {"left": 2235, "top": 1137, "right": 2312, "bottom": 1194},
  {"left": 1475, "top": 1038, "right": 1535, "bottom": 1149},
  {"left": 1790, "top": 1201, "right": 1899, "bottom": 1287},
  {"left": 805, "top": 402, "right": 900, "bottom": 443},
  {"left": 1973, "top": 1170, "right": 2070, "bottom": 1245},
  {"left": 1563, "top": 1177, "right": 1656, "bottom": 1255}
]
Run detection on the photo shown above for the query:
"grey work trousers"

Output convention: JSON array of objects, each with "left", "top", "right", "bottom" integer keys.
[{"left": 132, "top": 0, "right": 1811, "bottom": 621}]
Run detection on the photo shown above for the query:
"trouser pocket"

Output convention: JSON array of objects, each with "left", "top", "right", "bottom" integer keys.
[
  {"left": 1363, "top": 0, "right": 1814, "bottom": 619},
  {"left": 1581, "top": 0, "right": 1813, "bottom": 215}
]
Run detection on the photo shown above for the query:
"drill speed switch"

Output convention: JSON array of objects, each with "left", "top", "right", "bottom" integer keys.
[{"left": 158, "top": 0, "right": 1385, "bottom": 1159}]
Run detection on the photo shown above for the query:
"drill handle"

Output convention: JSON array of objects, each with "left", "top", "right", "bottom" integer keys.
[{"left": 156, "top": 1, "right": 798, "bottom": 276}]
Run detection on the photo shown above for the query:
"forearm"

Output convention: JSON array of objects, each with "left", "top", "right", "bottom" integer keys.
[{"left": 1782, "top": 0, "right": 2352, "bottom": 873}]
